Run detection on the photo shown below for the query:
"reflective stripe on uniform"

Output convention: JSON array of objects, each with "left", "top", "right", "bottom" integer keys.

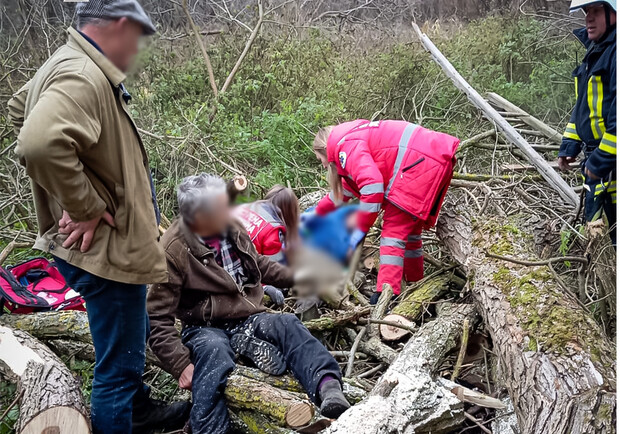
[
  {"left": 343, "top": 189, "right": 355, "bottom": 198},
  {"left": 574, "top": 76, "right": 579, "bottom": 99},
  {"left": 359, "top": 202, "right": 381, "bottom": 212},
  {"left": 563, "top": 122, "right": 581, "bottom": 141},
  {"left": 595, "top": 179, "right": 616, "bottom": 196},
  {"left": 380, "top": 237, "right": 406, "bottom": 249},
  {"left": 360, "top": 182, "right": 384, "bottom": 195},
  {"left": 407, "top": 234, "right": 421, "bottom": 242},
  {"left": 405, "top": 249, "right": 424, "bottom": 258},
  {"left": 380, "top": 255, "right": 404, "bottom": 266},
  {"left": 385, "top": 123, "right": 418, "bottom": 197},
  {"left": 587, "top": 75, "right": 606, "bottom": 140},
  {"left": 599, "top": 132, "right": 617, "bottom": 155}
]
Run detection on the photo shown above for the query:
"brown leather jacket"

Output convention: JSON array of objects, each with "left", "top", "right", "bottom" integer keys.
[{"left": 147, "top": 217, "right": 294, "bottom": 378}]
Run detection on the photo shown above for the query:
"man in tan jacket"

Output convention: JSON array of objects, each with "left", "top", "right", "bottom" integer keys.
[{"left": 8, "top": 1, "right": 189, "bottom": 432}]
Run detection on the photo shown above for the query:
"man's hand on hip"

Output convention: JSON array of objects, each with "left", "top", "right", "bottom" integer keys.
[
  {"left": 58, "top": 209, "right": 115, "bottom": 253},
  {"left": 179, "top": 363, "right": 194, "bottom": 390}
]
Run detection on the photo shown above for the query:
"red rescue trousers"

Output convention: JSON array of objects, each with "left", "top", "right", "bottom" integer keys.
[{"left": 377, "top": 202, "right": 424, "bottom": 295}]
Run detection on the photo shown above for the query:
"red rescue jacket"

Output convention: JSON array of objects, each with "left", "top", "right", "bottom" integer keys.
[
  {"left": 233, "top": 202, "right": 287, "bottom": 263},
  {"left": 316, "top": 120, "right": 459, "bottom": 232}
]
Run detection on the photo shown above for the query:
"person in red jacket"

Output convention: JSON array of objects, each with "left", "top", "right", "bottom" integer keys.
[
  {"left": 233, "top": 185, "right": 300, "bottom": 305},
  {"left": 313, "top": 120, "right": 459, "bottom": 303}
]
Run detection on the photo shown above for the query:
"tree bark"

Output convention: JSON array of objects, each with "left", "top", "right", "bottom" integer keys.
[
  {"left": 0, "top": 325, "right": 89, "bottom": 434},
  {"left": 436, "top": 205, "right": 616, "bottom": 433},
  {"left": 224, "top": 374, "right": 314, "bottom": 428},
  {"left": 411, "top": 23, "right": 579, "bottom": 207},
  {"left": 328, "top": 303, "right": 475, "bottom": 434},
  {"left": 392, "top": 273, "right": 464, "bottom": 320}
]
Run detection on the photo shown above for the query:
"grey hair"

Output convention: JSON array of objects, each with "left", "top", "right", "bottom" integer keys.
[
  {"left": 77, "top": 16, "right": 112, "bottom": 30},
  {"left": 177, "top": 173, "right": 227, "bottom": 223}
]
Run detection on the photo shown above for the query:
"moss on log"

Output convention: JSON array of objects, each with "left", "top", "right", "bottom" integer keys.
[
  {"left": 230, "top": 410, "right": 294, "bottom": 434},
  {"left": 224, "top": 374, "right": 314, "bottom": 428},
  {"left": 392, "top": 274, "right": 465, "bottom": 320},
  {"left": 303, "top": 306, "right": 371, "bottom": 331},
  {"left": 437, "top": 205, "right": 616, "bottom": 434}
]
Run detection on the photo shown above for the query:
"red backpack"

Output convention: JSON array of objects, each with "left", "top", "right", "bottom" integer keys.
[{"left": 0, "top": 257, "right": 85, "bottom": 314}]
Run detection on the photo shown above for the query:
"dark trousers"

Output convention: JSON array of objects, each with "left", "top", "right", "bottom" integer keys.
[
  {"left": 182, "top": 313, "right": 342, "bottom": 434},
  {"left": 55, "top": 258, "right": 149, "bottom": 434}
]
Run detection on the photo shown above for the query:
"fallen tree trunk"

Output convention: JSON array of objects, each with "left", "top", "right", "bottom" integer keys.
[
  {"left": 487, "top": 92, "right": 563, "bottom": 145},
  {"left": 392, "top": 273, "right": 465, "bottom": 320},
  {"left": 412, "top": 23, "right": 579, "bottom": 208},
  {"left": 327, "top": 303, "right": 476, "bottom": 433},
  {"left": 436, "top": 204, "right": 616, "bottom": 433},
  {"left": 585, "top": 220, "right": 616, "bottom": 334},
  {"left": 0, "top": 310, "right": 92, "bottom": 343},
  {"left": 224, "top": 374, "right": 314, "bottom": 428},
  {"left": 0, "top": 325, "right": 89, "bottom": 434},
  {"left": 4, "top": 308, "right": 370, "bottom": 339}
]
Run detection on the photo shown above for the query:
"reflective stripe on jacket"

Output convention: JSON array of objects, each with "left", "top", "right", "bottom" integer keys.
[
  {"left": 560, "top": 28, "right": 616, "bottom": 179},
  {"left": 315, "top": 120, "right": 459, "bottom": 232}
]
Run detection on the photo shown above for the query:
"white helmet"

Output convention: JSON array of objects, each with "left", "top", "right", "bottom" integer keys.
[{"left": 570, "top": 0, "right": 616, "bottom": 12}]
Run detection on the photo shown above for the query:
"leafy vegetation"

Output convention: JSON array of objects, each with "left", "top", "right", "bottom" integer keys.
[{"left": 117, "top": 16, "right": 581, "bottom": 217}]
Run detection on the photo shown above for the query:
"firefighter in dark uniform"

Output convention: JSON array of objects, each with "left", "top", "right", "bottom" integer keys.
[{"left": 558, "top": 0, "right": 616, "bottom": 244}]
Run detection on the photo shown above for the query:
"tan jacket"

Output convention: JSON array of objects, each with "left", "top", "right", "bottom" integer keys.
[
  {"left": 8, "top": 28, "right": 167, "bottom": 284},
  {"left": 147, "top": 218, "right": 295, "bottom": 378}
]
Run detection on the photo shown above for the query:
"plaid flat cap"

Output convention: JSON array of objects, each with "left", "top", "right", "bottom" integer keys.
[{"left": 76, "top": 0, "right": 156, "bottom": 35}]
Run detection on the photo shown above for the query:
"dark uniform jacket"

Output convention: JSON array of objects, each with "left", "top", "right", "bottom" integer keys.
[{"left": 560, "top": 27, "right": 616, "bottom": 179}]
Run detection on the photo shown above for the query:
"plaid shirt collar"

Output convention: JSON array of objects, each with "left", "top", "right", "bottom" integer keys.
[{"left": 198, "top": 231, "right": 247, "bottom": 288}]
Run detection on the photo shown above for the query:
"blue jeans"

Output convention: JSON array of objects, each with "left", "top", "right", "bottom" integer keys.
[
  {"left": 182, "top": 313, "right": 342, "bottom": 434},
  {"left": 55, "top": 258, "right": 149, "bottom": 434}
]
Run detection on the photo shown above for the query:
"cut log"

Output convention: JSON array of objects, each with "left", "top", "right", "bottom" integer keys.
[
  {"left": 328, "top": 303, "right": 476, "bottom": 433},
  {"left": 487, "top": 92, "right": 563, "bottom": 145},
  {"left": 224, "top": 374, "right": 314, "bottom": 428},
  {"left": 0, "top": 325, "right": 89, "bottom": 434},
  {"left": 232, "top": 366, "right": 367, "bottom": 404},
  {"left": 379, "top": 314, "right": 413, "bottom": 341},
  {"left": 436, "top": 204, "right": 616, "bottom": 434},
  {"left": 412, "top": 23, "right": 579, "bottom": 208},
  {"left": 227, "top": 175, "right": 249, "bottom": 202},
  {"left": 392, "top": 273, "right": 465, "bottom": 320}
]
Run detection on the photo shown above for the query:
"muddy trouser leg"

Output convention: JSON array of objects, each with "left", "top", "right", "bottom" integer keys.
[
  {"left": 403, "top": 220, "right": 424, "bottom": 283},
  {"left": 182, "top": 326, "right": 236, "bottom": 434},
  {"left": 249, "top": 313, "right": 342, "bottom": 405},
  {"left": 376, "top": 202, "right": 417, "bottom": 296}
]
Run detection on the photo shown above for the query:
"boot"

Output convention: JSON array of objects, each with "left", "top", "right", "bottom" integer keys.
[
  {"left": 132, "top": 387, "right": 191, "bottom": 434},
  {"left": 230, "top": 333, "right": 287, "bottom": 375},
  {"left": 319, "top": 379, "right": 350, "bottom": 419}
]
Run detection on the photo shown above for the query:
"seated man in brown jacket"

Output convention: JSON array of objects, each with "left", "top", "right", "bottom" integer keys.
[{"left": 147, "top": 173, "right": 350, "bottom": 434}]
